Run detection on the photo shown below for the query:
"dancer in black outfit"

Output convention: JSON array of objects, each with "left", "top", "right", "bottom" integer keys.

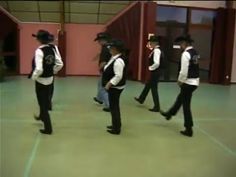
[
  {"left": 29, "top": 36, "right": 61, "bottom": 111},
  {"left": 93, "top": 32, "right": 111, "bottom": 112},
  {"left": 135, "top": 35, "right": 163, "bottom": 112},
  {"left": 30, "top": 30, "right": 63, "bottom": 134},
  {"left": 102, "top": 39, "right": 127, "bottom": 135},
  {"left": 160, "top": 34, "right": 200, "bottom": 137}
]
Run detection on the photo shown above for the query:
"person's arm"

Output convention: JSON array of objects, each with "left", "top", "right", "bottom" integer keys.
[
  {"left": 99, "top": 47, "right": 111, "bottom": 70},
  {"left": 53, "top": 45, "right": 63, "bottom": 74},
  {"left": 105, "top": 58, "right": 125, "bottom": 90},
  {"left": 149, "top": 48, "right": 160, "bottom": 71},
  {"left": 178, "top": 52, "right": 190, "bottom": 85},
  {"left": 99, "top": 61, "right": 107, "bottom": 70},
  {"left": 31, "top": 49, "right": 43, "bottom": 80},
  {"left": 28, "top": 58, "right": 35, "bottom": 79}
]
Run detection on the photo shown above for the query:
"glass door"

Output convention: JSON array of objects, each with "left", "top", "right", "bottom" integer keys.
[
  {"left": 156, "top": 5, "right": 216, "bottom": 82},
  {"left": 156, "top": 6, "right": 188, "bottom": 81},
  {"left": 188, "top": 9, "right": 216, "bottom": 82}
]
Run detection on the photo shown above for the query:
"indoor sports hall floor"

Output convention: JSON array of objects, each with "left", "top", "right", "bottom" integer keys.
[{"left": 1, "top": 76, "right": 236, "bottom": 177}]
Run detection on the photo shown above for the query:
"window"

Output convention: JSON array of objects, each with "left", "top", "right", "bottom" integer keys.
[
  {"left": 191, "top": 10, "right": 216, "bottom": 25},
  {"left": 189, "top": 28, "right": 213, "bottom": 70},
  {"left": 189, "top": 9, "right": 216, "bottom": 81},
  {"left": 156, "top": 6, "right": 187, "bottom": 23}
]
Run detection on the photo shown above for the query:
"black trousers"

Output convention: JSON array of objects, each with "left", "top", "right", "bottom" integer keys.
[
  {"left": 48, "top": 79, "right": 54, "bottom": 109},
  {"left": 35, "top": 81, "right": 53, "bottom": 132},
  {"left": 138, "top": 71, "right": 160, "bottom": 109},
  {"left": 108, "top": 88, "right": 123, "bottom": 131},
  {"left": 35, "top": 80, "right": 53, "bottom": 109},
  {"left": 168, "top": 84, "right": 197, "bottom": 129}
]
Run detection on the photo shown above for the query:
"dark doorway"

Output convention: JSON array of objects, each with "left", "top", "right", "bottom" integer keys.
[
  {"left": 2, "top": 31, "right": 18, "bottom": 74},
  {"left": 156, "top": 6, "right": 188, "bottom": 81},
  {"left": 0, "top": 10, "right": 19, "bottom": 77}
]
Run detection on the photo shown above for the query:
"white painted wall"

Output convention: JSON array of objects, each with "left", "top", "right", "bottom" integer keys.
[
  {"left": 231, "top": 2, "right": 236, "bottom": 83},
  {"left": 155, "top": 1, "right": 225, "bottom": 9}
]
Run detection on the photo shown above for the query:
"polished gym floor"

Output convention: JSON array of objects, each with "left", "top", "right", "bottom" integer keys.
[{"left": 1, "top": 76, "right": 236, "bottom": 177}]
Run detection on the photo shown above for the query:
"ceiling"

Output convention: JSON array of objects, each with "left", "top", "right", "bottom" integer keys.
[{"left": 0, "top": 1, "right": 132, "bottom": 24}]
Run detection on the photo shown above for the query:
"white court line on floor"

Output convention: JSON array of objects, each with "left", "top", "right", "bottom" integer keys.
[
  {"left": 195, "top": 124, "right": 236, "bottom": 158},
  {"left": 23, "top": 133, "right": 41, "bottom": 177},
  {"left": 2, "top": 118, "right": 236, "bottom": 159}
]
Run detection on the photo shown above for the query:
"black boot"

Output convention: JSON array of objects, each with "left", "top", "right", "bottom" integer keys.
[
  {"left": 149, "top": 108, "right": 159, "bottom": 112},
  {"left": 103, "top": 108, "right": 110, "bottom": 112},
  {"left": 107, "top": 129, "right": 120, "bottom": 135},
  {"left": 39, "top": 129, "right": 52, "bottom": 135},
  {"left": 93, "top": 97, "right": 103, "bottom": 104},
  {"left": 180, "top": 128, "right": 193, "bottom": 137},
  {"left": 107, "top": 125, "right": 113, "bottom": 129},
  {"left": 134, "top": 97, "right": 143, "bottom": 104},
  {"left": 160, "top": 110, "right": 172, "bottom": 120},
  {"left": 34, "top": 115, "right": 41, "bottom": 121},
  {"left": 48, "top": 103, "right": 52, "bottom": 111}
]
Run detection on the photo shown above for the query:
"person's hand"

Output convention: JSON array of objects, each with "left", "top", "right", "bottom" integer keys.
[
  {"left": 146, "top": 43, "right": 153, "bottom": 50},
  {"left": 177, "top": 81, "right": 183, "bottom": 87},
  {"left": 105, "top": 82, "right": 112, "bottom": 90},
  {"left": 99, "top": 62, "right": 106, "bottom": 70}
]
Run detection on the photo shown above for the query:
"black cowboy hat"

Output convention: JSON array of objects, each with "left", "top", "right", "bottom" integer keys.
[
  {"left": 107, "top": 39, "right": 125, "bottom": 52},
  {"left": 94, "top": 32, "right": 111, "bottom": 41},
  {"left": 174, "top": 34, "right": 194, "bottom": 43},
  {"left": 148, "top": 35, "right": 161, "bottom": 43},
  {"left": 32, "top": 30, "right": 54, "bottom": 43}
]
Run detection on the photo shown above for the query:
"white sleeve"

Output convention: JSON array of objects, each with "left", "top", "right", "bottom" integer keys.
[
  {"left": 53, "top": 45, "right": 64, "bottom": 74},
  {"left": 31, "top": 49, "right": 43, "bottom": 80},
  {"left": 110, "top": 58, "right": 125, "bottom": 86},
  {"left": 178, "top": 52, "right": 190, "bottom": 83},
  {"left": 149, "top": 48, "right": 160, "bottom": 71}
]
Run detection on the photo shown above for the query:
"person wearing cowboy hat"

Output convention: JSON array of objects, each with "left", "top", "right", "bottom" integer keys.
[
  {"left": 29, "top": 30, "right": 58, "bottom": 111},
  {"left": 134, "top": 35, "right": 164, "bottom": 112},
  {"left": 93, "top": 32, "right": 111, "bottom": 112},
  {"left": 160, "top": 34, "right": 200, "bottom": 137},
  {"left": 102, "top": 39, "right": 128, "bottom": 135},
  {"left": 30, "top": 29, "right": 63, "bottom": 135}
]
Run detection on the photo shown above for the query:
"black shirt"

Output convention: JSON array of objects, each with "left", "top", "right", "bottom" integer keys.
[{"left": 99, "top": 44, "right": 111, "bottom": 64}]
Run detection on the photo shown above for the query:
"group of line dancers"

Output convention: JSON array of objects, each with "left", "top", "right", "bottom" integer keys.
[{"left": 29, "top": 29, "right": 199, "bottom": 137}]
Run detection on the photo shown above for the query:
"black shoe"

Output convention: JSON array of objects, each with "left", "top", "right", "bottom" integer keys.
[
  {"left": 134, "top": 97, "right": 143, "bottom": 104},
  {"left": 160, "top": 110, "right": 172, "bottom": 120},
  {"left": 34, "top": 115, "right": 41, "bottom": 121},
  {"left": 39, "top": 129, "right": 52, "bottom": 135},
  {"left": 180, "top": 129, "right": 193, "bottom": 137},
  {"left": 48, "top": 105, "right": 52, "bottom": 111},
  {"left": 103, "top": 108, "right": 110, "bottom": 112},
  {"left": 149, "top": 108, "right": 159, "bottom": 112},
  {"left": 107, "top": 129, "right": 120, "bottom": 135},
  {"left": 93, "top": 97, "right": 103, "bottom": 104},
  {"left": 107, "top": 125, "right": 113, "bottom": 129},
  {"left": 48, "top": 102, "right": 52, "bottom": 111}
]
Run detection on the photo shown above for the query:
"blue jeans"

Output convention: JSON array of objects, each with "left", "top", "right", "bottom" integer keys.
[{"left": 96, "top": 77, "right": 109, "bottom": 108}]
